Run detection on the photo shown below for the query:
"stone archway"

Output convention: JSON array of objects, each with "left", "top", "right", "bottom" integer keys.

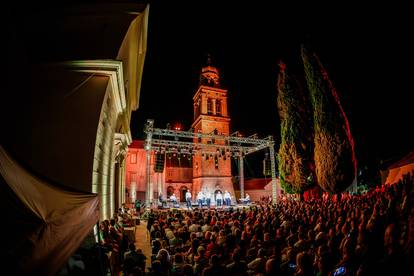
[
  {"left": 167, "top": 186, "right": 174, "bottom": 197},
  {"left": 180, "top": 186, "right": 188, "bottom": 202}
]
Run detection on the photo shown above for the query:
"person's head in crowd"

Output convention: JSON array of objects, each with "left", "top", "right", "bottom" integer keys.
[
  {"left": 129, "top": 266, "right": 143, "bottom": 276},
  {"left": 264, "top": 232, "right": 270, "bottom": 242},
  {"left": 128, "top": 243, "right": 136, "bottom": 252},
  {"left": 257, "top": 248, "right": 265, "bottom": 258},
  {"left": 231, "top": 248, "right": 241, "bottom": 262},
  {"left": 156, "top": 248, "right": 170, "bottom": 263},
  {"left": 173, "top": 253, "right": 184, "bottom": 264},
  {"left": 210, "top": 254, "right": 220, "bottom": 266},
  {"left": 182, "top": 264, "right": 193, "bottom": 276},
  {"left": 317, "top": 253, "right": 330, "bottom": 275},
  {"left": 296, "top": 251, "right": 313, "bottom": 275},
  {"left": 384, "top": 223, "right": 399, "bottom": 254},
  {"left": 197, "top": 245, "right": 206, "bottom": 256},
  {"left": 151, "top": 260, "right": 161, "bottom": 273}
]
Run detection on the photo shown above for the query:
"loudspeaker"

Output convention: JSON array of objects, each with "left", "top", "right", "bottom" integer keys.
[
  {"left": 263, "top": 154, "right": 271, "bottom": 176},
  {"left": 154, "top": 152, "right": 165, "bottom": 173}
]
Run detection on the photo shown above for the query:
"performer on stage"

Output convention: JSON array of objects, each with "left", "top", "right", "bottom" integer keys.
[
  {"left": 159, "top": 193, "right": 167, "bottom": 208},
  {"left": 224, "top": 190, "right": 231, "bottom": 206},
  {"left": 197, "top": 191, "right": 204, "bottom": 208},
  {"left": 206, "top": 191, "right": 211, "bottom": 208},
  {"left": 240, "top": 193, "right": 251, "bottom": 204},
  {"left": 201, "top": 191, "right": 206, "bottom": 207},
  {"left": 169, "top": 193, "right": 177, "bottom": 206},
  {"left": 216, "top": 191, "right": 223, "bottom": 207},
  {"left": 245, "top": 193, "right": 250, "bottom": 203},
  {"left": 185, "top": 190, "right": 192, "bottom": 209}
]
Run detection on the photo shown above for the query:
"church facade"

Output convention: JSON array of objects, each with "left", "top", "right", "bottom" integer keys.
[{"left": 126, "top": 60, "right": 250, "bottom": 205}]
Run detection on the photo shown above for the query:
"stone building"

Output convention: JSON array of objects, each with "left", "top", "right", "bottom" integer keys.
[
  {"left": 1, "top": 1, "right": 149, "bottom": 274},
  {"left": 126, "top": 60, "right": 238, "bottom": 205}
]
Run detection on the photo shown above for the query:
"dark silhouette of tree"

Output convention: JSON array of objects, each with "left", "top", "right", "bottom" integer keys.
[
  {"left": 277, "top": 61, "right": 314, "bottom": 194},
  {"left": 301, "top": 45, "right": 357, "bottom": 193}
]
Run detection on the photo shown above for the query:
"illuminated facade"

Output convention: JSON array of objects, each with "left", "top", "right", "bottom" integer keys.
[
  {"left": 191, "top": 60, "right": 235, "bottom": 200},
  {"left": 126, "top": 142, "right": 191, "bottom": 203},
  {"left": 126, "top": 60, "right": 235, "bottom": 204}
]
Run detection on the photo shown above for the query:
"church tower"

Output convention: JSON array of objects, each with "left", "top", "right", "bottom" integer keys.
[{"left": 192, "top": 56, "right": 234, "bottom": 201}]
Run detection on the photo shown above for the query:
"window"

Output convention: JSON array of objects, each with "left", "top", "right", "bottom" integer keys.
[
  {"left": 207, "top": 98, "right": 213, "bottom": 115},
  {"left": 216, "top": 100, "right": 221, "bottom": 116},
  {"left": 130, "top": 153, "right": 137, "bottom": 164}
]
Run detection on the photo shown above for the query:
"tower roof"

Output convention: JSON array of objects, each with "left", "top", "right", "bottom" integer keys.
[{"left": 200, "top": 54, "right": 220, "bottom": 87}]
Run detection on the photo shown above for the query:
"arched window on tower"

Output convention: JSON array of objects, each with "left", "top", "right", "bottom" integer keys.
[
  {"left": 216, "top": 100, "right": 221, "bottom": 116},
  {"left": 207, "top": 98, "right": 213, "bottom": 115}
]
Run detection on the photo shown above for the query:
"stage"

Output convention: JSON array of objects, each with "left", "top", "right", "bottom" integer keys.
[{"left": 153, "top": 201, "right": 254, "bottom": 211}]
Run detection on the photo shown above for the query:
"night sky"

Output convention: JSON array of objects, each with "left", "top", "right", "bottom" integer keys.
[{"left": 131, "top": 1, "right": 413, "bottom": 174}]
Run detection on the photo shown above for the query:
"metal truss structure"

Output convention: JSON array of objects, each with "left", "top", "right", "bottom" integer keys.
[{"left": 143, "top": 119, "right": 278, "bottom": 207}]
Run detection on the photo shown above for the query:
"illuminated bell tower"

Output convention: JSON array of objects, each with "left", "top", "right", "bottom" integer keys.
[{"left": 192, "top": 56, "right": 234, "bottom": 200}]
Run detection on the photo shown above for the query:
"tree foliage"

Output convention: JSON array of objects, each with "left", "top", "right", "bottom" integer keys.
[
  {"left": 277, "top": 61, "right": 314, "bottom": 194},
  {"left": 301, "top": 46, "right": 357, "bottom": 193}
]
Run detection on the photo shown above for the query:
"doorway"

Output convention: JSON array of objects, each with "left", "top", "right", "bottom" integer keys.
[{"left": 180, "top": 186, "right": 188, "bottom": 202}]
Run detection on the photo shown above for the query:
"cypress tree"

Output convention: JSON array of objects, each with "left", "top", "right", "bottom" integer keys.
[
  {"left": 277, "top": 61, "right": 314, "bottom": 194},
  {"left": 301, "top": 46, "right": 357, "bottom": 193}
]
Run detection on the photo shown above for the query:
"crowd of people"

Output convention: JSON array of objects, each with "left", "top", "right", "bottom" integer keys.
[
  {"left": 141, "top": 172, "right": 414, "bottom": 275},
  {"left": 98, "top": 205, "right": 144, "bottom": 275}
]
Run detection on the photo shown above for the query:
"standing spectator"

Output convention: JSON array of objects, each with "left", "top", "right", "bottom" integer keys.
[{"left": 135, "top": 199, "right": 141, "bottom": 215}]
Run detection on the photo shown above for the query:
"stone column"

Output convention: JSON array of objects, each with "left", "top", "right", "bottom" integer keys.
[
  {"left": 201, "top": 94, "right": 207, "bottom": 114},
  {"left": 239, "top": 153, "right": 244, "bottom": 199},
  {"left": 222, "top": 98, "right": 228, "bottom": 117}
]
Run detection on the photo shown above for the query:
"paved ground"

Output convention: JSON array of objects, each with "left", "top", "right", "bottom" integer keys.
[{"left": 134, "top": 220, "right": 152, "bottom": 272}]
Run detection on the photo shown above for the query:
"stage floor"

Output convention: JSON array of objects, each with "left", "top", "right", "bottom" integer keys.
[{"left": 154, "top": 202, "right": 254, "bottom": 211}]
